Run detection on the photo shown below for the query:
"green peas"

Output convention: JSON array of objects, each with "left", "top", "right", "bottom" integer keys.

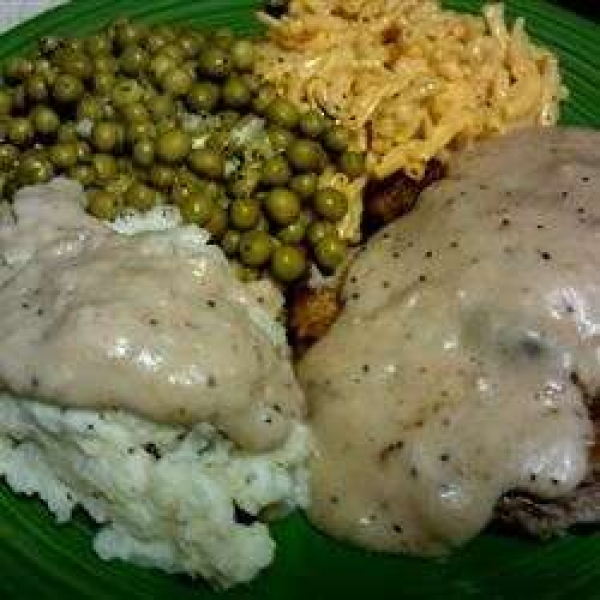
[
  {"left": 75, "top": 140, "right": 92, "bottom": 162},
  {"left": 264, "top": 187, "right": 301, "bottom": 226},
  {"left": 307, "top": 220, "right": 336, "bottom": 247},
  {"left": 271, "top": 245, "right": 307, "bottom": 283},
  {"left": 17, "top": 153, "right": 54, "bottom": 185},
  {"left": 205, "top": 205, "right": 228, "bottom": 240},
  {"left": 0, "top": 144, "right": 19, "bottom": 170},
  {"left": 114, "top": 20, "right": 144, "bottom": 49},
  {"left": 133, "top": 139, "right": 155, "bottom": 167},
  {"left": 277, "top": 212, "right": 310, "bottom": 244},
  {"left": 221, "top": 230, "right": 241, "bottom": 257},
  {"left": 4, "top": 57, "right": 33, "bottom": 82},
  {"left": 69, "top": 164, "right": 95, "bottom": 186},
  {"left": 222, "top": 76, "right": 251, "bottom": 109},
  {"left": 111, "top": 79, "right": 143, "bottom": 107},
  {"left": 156, "top": 129, "right": 191, "bottom": 164},
  {"left": 7, "top": 118, "right": 34, "bottom": 147},
  {"left": 229, "top": 165, "right": 260, "bottom": 198},
  {"left": 120, "top": 45, "right": 149, "bottom": 75},
  {"left": 287, "top": 139, "right": 324, "bottom": 172},
  {"left": 231, "top": 39, "right": 255, "bottom": 72},
  {"left": 266, "top": 97, "right": 299, "bottom": 130},
  {"left": 161, "top": 43, "right": 184, "bottom": 62},
  {"left": 0, "top": 88, "right": 12, "bottom": 115},
  {"left": 290, "top": 172, "right": 318, "bottom": 200},
  {"left": 324, "top": 124, "right": 350, "bottom": 153},
  {"left": 148, "top": 94, "right": 176, "bottom": 120},
  {"left": 314, "top": 233, "right": 347, "bottom": 273},
  {"left": 198, "top": 47, "right": 232, "bottom": 79},
  {"left": 125, "top": 183, "right": 157, "bottom": 211},
  {"left": 87, "top": 190, "right": 120, "bottom": 220},
  {"left": 93, "top": 71, "right": 116, "bottom": 94},
  {"left": 239, "top": 230, "right": 273, "bottom": 267},
  {"left": 31, "top": 105, "right": 60, "bottom": 135},
  {"left": 313, "top": 187, "right": 348, "bottom": 221},
  {"left": 59, "top": 52, "right": 92, "bottom": 80},
  {"left": 93, "top": 55, "right": 118, "bottom": 73},
  {"left": 252, "top": 84, "right": 277, "bottom": 115},
  {"left": 161, "top": 67, "right": 193, "bottom": 97},
  {"left": 230, "top": 197, "right": 261, "bottom": 230},
  {"left": 267, "top": 127, "right": 294, "bottom": 153},
  {"left": 299, "top": 110, "right": 326, "bottom": 139},
  {"left": 149, "top": 164, "right": 175, "bottom": 189},
  {"left": 339, "top": 151, "right": 365, "bottom": 178},
  {"left": 188, "top": 148, "right": 224, "bottom": 180},
  {"left": 86, "top": 33, "right": 112, "bottom": 56},
  {"left": 49, "top": 143, "right": 79, "bottom": 170},
  {"left": 92, "top": 153, "right": 118, "bottom": 181},
  {"left": 52, "top": 74, "right": 84, "bottom": 104},
  {"left": 57, "top": 122, "right": 79, "bottom": 142},
  {"left": 186, "top": 82, "right": 220, "bottom": 113},
  {"left": 179, "top": 32, "right": 203, "bottom": 58},
  {"left": 25, "top": 74, "right": 48, "bottom": 103},
  {"left": 261, "top": 155, "right": 291, "bottom": 187},
  {"left": 77, "top": 96, "right": 105, "bottom": 121},
  {"left": 92, "top": 121, "right": 121, "bottom": 153},
  {"left": 179, "top": 192, "right": 216, "bottom": 227},
  {"left": 235, "top": 264, "right": 260, "bottom": 282},
  {"left": 126, "top": 121, "right": 156, "bottom": 144},
  {"left": 120, "top": 102, "right": 150, "bottom": 123},
  {"left": 149, "top": 53, "right": 176, "bottom": 82}
]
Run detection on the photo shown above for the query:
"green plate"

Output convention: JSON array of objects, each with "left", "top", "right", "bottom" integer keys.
[{"left": 0, "top": 1, "right": 599, "bottom": 598}]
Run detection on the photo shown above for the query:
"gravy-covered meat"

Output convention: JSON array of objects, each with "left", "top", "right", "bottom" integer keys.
[
  {"left": 0, "top": 180, "right": 304, "bottom": 452},
  {"left": 297, "top": 128, "right": 600, "bottom": 555}
]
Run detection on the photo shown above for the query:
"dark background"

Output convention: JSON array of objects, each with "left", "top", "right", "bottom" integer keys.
[{"left": 555, "top": 1, "right": 600, "bottom": 20}]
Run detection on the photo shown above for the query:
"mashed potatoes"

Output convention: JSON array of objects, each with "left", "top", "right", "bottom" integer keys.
[{"left": 0, "top": 180, "right": 310, "bottom": 589}]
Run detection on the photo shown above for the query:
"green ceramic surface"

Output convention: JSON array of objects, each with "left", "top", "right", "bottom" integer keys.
[{"left": 0, "top": 1, "right": 598, "bottom": 598}]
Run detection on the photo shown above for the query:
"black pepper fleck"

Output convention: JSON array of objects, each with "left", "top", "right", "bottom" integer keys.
[
  {"left": 362, "top": 364, "right": 370, "bottom": 373},
  {"left": 207, "top": 299, "right": 216, "bottom": 308},
  {"left": 392, "top": 251, "right": 400, "bottom": 259},
  {"left": 425, "top": 251, "right": 433, "bottom": 258},
  {"left": 530, "top": 473, "right": 537, "bottom": 482},
  {"left": 392, "top": 524, "right": 403, "bottom": 533},
  {"left": 382, "top": 280, "right": 390, "bottom": 289},
  {"left": 21, "top": 302, "right": 30, "bottom": 309},
  {"left": 539, "top": 251, "right": 551, "bottom": 261},
  {"left": 418, "top": 274, "right": 427, "bottom": 282},
  {"left": 31, "top": 376, "right": 39, "bottom": 388},
  {"left": 233, "top": 503, "right": 257, "bottom": 526},
  {"left": 149, "top": 318, "right": 159, "bottom": 326},
  {"left": 143, "top": 442, "right": 162, "bottom": 460},
  {"left": 500, "top": 218, "right": 511, "bottom": 227},
  {"left": 551, "top": 478, "right": 559, "bottom": 486},
  {"left": 410, "top": 467, "right": 418, "bottom": 478},
  {"left": 207, "top": 375, "right": 217, "bottom": 388},
  {"left": 37, "top": 308, "right": 44, "bottom": 316},
  {"left": 440, "top": 453, "right": 450, "bottom": 462},
  {"left": 330, "top": 495, "right": 340, "bottom": 505},
  {"left": 449, "top": 241, "right": 459, "bottom": 248}
]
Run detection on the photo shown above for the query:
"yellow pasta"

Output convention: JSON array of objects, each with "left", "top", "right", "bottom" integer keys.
[{"left": 256, "top": 1, "right": 566, "bottom": 180}]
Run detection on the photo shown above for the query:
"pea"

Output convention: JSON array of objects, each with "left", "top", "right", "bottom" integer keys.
[
  {"left": 149, "top": 164, "right": 175, "bottom": 189},
  {"left": 290, "top": 172, "right": 318, "bottom": 200},
  {"left": 277, "top": 212, "right": 310, "bottom": 244},
  {"left": 52, "top": 74, "right": 84, "bottom": 104},
  {"left": 241, "top": 72, "right": 261, "bottom": 94},
  {"left": 179, "top": 32, "right": 203, "bottom": 58},
  {"left": 261, "top": 155, "right": 291, "bottom": 187},
  {"left": 265, "top": 187, "right": 301, "bottom": 226},
  {"left": 77, "top": 96, "right": 105, "bottom": 121},
  {"left": 133, "top": 139, "right": 155, "bottom": 167},
  {"left": 25, "top": 74, "right": 48, "bottom": 103},
  {"left": 219, "top": 110, "right": 240, "bottom": 130},
  {"left": 299, "top": 110, "right": 326, "bottom": 138},
  {"left": 271, "top": 245, "right": 307, "bottom": 283},
  {"left": 161, "top": 67, "right": 193, "bottom": 97},
  {"left": 0, "top": 144, "right": 19, "bottom": 170},
  {"left": 92, "top": 153, "right": 118, "bottom": 181},
  {"left": 8, "top": 118, "right": 34, "bottom": 147},
  {"left": 148, "top": 94, "right": 176, "bottom": 120},
  {"left": 177, "top": 191, "right": 214, "bottom": 226},
  {"left": 126, "top": 121, "right": 156, "bottom": 144},
  {"left": 235, "top": 264, "right": 260, "bottom": 282},
  {"left": 120, "top": 45, "right": 149, "bottom": 75},
  {"left": 75, "top": 140, "right": 92, "bottom": 163},
  {"left": 205, "top": 205, "right": 228, "bottom": 240},
  {"left": 161, "top": 43, "right": 185, "bottom": 62},
  {"left": 86, "top": 33, "right": 112, "bottom": 56},
  {"left": 198, "top": 47, "right": 232, "bottom": 79},
  {"left": 239, "top": 230, "right": 273, "bottom": 267},
  {"left": 324, "top": 124, "right": 350, "bottom": 153},
  {"left": 111, "top": 79, "right": 143, "bottom": 107},
  {"left": 266, "top": 97, "right": 299, "bottom": 130},
  {"left": 252, "top": 84, "right": 277, "bottom": 115},
  {"left": 59, "top": 52, "right": 92, "bottom": 80},
  {"left": 93, "top": 71, "right": 116, "bottom": 95},
  {"left": 0, "top": 88, "right": 12, "bottom": 115},
  {"left": 31, "top": 105, "right": 60, "bottom": 136},
  {"left": 212, "top": 27, "right": 235, "bottom": 50},
  {"left": 149, "top": 53, "right": 176, "bottom": 82},
  {"left": 221, "top": 230, "right": 241, "bottom": 257},
  {"left": 11, "top": 85, "right": 27, "bottom": 114},
  {"left": 17, "top": 152, "right": 54, "bottom": 185},
  {"left": 313, "top": 187, "right": 348, "bottom": 221},
  {"left": 339, "top": 151, "right": 365, "bottom": 178},
  {"left": 93, "top": 55, "right": 118, "bottom": 74},
  {"left": 4, "top": 57, "right": 33, "bottom": 82},
  {"left": 120, "top": 102, "right": 150, "bottom": 123},
  {"left": 49, "top": 143, "right": 79, "bottom": 169},
  {"left": 314, "top": 233, "right": 347, "bottom": 273},
  {"left": 156, "top": 129, "right": 191, "bottom": 164},
  {"left": 68, "top": 164, "right": 95, "bottom": 186},
  {"left": 87, "top": 190, "right": 120, "bottom": 220},
  {"left": 287, "top": 139, "right": 324, "bottom": 172},
  {"left": 125, "top": 183, "right": 157, "bottom": 211},
  {"left": 114, "top": 20, "right": 144, "bottom": 49},
  {"left": 188, "top": 148, "right": 224, "bottom": 180},
  {"left": 231, "top": 39, "right": 255, "bottom": 72},
  {"left": 230, "top": 197, "right": 261, "bottom": 230},
  {"left": 307, "top": 220, "right": 336, "bottom": 247},
  {"left": 222, "top": 76, "right": 251, "bottom": 109},
  {"left": 57, "top": 122, "right": 79, "bottom": 142},
  {"left": 186, "top": 82, "right": 220, "bottom": 113},
  {"left": 267, "top": 127, "right": 294, "bottom": 153},
  {"left": 228, "top": 166, "right": 260, "bottom": 198},
  {"left": 92, "top": 121, "right": 121, "bottom": 153},
  {"left": 205, "top": 130, "right": 233, "bottom": 155}
]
